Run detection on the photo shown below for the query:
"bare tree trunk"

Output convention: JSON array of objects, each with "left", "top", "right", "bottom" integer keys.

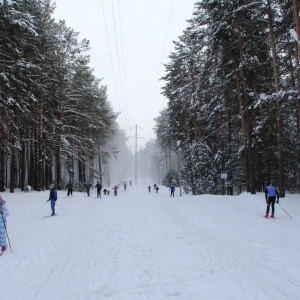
[
  {"left": 293, "top": 0, "right": 300, "bottom": 183},
  {"left": 236, "top": 20, "right": 256, "bottom": 194},
  {"left": 56, "top": 110, "right": 63, "bottom": 189},
  {"left": 0, "top": 109, "right": 6, "bottom": 192},
  {"left": 190, "top": 60, "right": 199, "bottom": 141},
  {"left": 293, "top": 0, "right": 300, "bottom": 59},
  {"left": 230, "top": 38, "right": 249, "bottom": 192},
  {"left": 98, "top": 145, "right": 103, "bottom": 185},
  {"left": 78, "top": 128, "right": 86, "bottom": 183},
  {"left": 10, "top": 135, "right": 17, "bottom": 193},
  {"left": 39, "top": 93, "right": 45, "bottom": 190},
  {"left": 227, "top": 110, "right": 233, "bottom": 194},
  {"left": 29, "top": 117, "right": 36, "bottom": 189},
  {"left": 34, "top": 133, "right": 39, "bottom": 190},
  {"left": 20, "top": 139, "right": 27, "bottom": 191},
  {"left": 267, "top": 0, "right": 285, "bottom": 197}
]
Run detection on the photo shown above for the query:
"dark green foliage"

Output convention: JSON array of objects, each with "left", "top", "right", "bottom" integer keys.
[
  {"left": 153, "top": 0, "right": 300, "bottom": 195},
  {"left": 0, "top": 0, "right": 118, "bottom": 191}
]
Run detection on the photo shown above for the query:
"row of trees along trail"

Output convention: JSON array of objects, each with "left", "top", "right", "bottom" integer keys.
[
  {"left": 152, "top": 1, "right": 300, "bottom": 196},
  {"left": 0, "top": 1, "right": 119, "bottom": 192}
]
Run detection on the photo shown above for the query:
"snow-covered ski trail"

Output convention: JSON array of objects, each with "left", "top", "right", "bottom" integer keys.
[{"left": 0, "top": 188, "right": 300, "bottom": 299}]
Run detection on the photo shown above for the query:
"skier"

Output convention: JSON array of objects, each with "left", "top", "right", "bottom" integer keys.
[
  {"left": 155, "top": 185, "right": 159, "bottom": 193},
  {"left": 113, "top": 185, "right": 118, "bottom": 196},
  {"left": 124, "top": 182, "right": 127, "bottom": 191},
  {"left": 84, "top": 181, "right": 92, "bottom": 197},
  {"left": 47, "top": 184, "right": 57, "bottom": 216},
  {"left": 95, "top": 181, "right": 102, "bottom": 198},
  {"left": 0, "top": 194, "right": 9, "bottom": 252},
  {"left": 169, "top": 184, "right": 175, "bottom": 197},
  {"left": 265, "top": 182, "right": 279, "bottom": 218},
  {"left": 148, "top": 185, "right": 151, "bottom": 193},
  {"left": 65, "top": 181, "right": 73, "bottom": 197}
]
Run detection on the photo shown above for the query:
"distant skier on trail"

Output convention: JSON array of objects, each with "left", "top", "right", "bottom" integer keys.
[
  {"left": 84, "top": 181, "right": 92, "bottom": 197},
  {"left": 155, "top": 186, "right": 159, "bottom": 193},
  {"left": 47, "top": 184, "right": 57, "bottom": 216},
  {"left": 113, "top": 185, "right": 118, "bottom": 196},
  {"left": 265, "top": 182, "right": 279, "bottom": 218},
  {"left": 95, "top": 181, "right": 102, "bottom": 198},
  {"left": 65, "top": 181, "right": 73, "bottom": 197},
  {"left": 148, "top": 185, "right": 151, "bottom": 193},
  {"left": 169, "top": 184, "right": 175, "bottom": 197},
  {"left": 0, "top": 194, "right": 9, "bottom": 253}
]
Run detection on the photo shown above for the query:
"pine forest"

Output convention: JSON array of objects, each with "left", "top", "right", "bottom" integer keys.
[
  {"left": 0, "top": 0, "right": 120, "bottom": 192},
  {"left": 1, "top": 1, "right": 300, "bottom": 196},
  {"left": 152, "top": 0, "right": 300, "bottom": 196}
]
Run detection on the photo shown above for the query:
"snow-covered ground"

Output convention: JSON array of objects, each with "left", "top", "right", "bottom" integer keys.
[{"left": 0, "top": 185, "right": 299, "bottom": 300}]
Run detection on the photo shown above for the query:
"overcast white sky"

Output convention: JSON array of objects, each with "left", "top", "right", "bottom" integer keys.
[{"left": 53, "top": 0, "right": 196, "bottom": 149}]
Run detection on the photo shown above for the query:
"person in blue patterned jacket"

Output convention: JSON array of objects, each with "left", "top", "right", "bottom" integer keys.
[{"left": 0, "top": 194, "right": 9, "bottom": 252}]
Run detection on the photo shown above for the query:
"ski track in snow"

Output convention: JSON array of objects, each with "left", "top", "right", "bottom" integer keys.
[{"left": 0, "top": 186, "right": 300, "bottom": 300}]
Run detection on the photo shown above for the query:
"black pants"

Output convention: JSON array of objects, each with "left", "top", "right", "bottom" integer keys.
[
  {"left": 97, "top": 189, "right": 101, "bottom": 198},
  {"left": 67, "top": 189, "right": 72, "bottom": 196},
  {"left": 266, "top": 196, "right": 276, "bottom": 214}
]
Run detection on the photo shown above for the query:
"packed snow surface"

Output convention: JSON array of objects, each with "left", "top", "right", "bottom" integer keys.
[{"left": 1, "top": 185, "right": 300, "bottom": 300}]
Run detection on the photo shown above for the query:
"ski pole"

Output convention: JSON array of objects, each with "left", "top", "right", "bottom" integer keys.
[
  {"left": 31, "top": 201, "right": 47, "bottom": 216},
  {"left": 278, "top": 203, "right": 292, "bottom": 219},
  {"left": 1, "top": 213, "right": 12, "bottom": 252},
  {"left": 56, "top": 202, "right": 69, "bottom": 215}
]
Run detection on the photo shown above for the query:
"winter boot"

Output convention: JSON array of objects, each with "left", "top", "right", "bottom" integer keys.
[
  {"left": 2, "top": 246, "right": 6, "bottom": 251},
  {"left": 270, "top": 213, "right": 274, "bottom": 218},
  {"left": 265, "top": 213, "right": 269, "bottom": 218},
  {"left": 51, "top": 212, "right": 55, "bottom": 216}
]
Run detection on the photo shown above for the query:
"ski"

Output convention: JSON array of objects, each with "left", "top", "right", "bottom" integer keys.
[
  {"left": 261, "top": 216, "right": 275, "bottom": 221},
  {"left": 43, "top": 214, "right": 57, "bottom": 218}
]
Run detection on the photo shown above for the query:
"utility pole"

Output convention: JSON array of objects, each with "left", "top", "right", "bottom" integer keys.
[{"left": 130, "top": 125, "right": 143, "bottom": 185}]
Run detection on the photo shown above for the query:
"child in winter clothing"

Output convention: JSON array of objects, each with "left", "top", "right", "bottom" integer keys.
[{"left": 0, "top": 194, "right": 9, "bottom": 251}]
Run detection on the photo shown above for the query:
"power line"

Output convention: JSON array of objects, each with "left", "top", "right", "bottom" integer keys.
[
  {"left": 117, "top": 0, "right": 130, "bottom": 126},
  {"left": 159, "top": 4, "right": 196, "bottom": 113},
  {"left": 111, "top": 0, "right": 129, "bottom": 131},
  {"left": 144, "top": 0, "right": 175, "bottom": 131},
  {"left": 101, "top": 0, "right": 126, "bottom": 129}
]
